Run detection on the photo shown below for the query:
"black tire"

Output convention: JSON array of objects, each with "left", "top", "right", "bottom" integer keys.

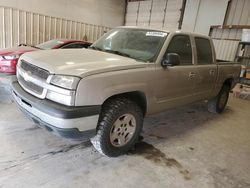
[
  {"left": 208, "top": 84, "right": 230, "bottom": 114},
  {"left": 91, "top": 98, "right": 143, "bottom": 157}
]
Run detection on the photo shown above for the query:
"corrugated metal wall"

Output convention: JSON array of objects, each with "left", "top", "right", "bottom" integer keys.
[
  {"left": 182, "top": 0, "right": 228, "bottom": 35},
  {"left": 210, "top": 27, "right": 241, "bottom": 61},
  {"left": 210, "top": 28, "right": 241, "bottom": 61},
  {"left": 212, "top": 39, "right": 239, "bottom": 61},
  {"left": 210, "top": 28, "right": 242, "bottom": 40},
  {"left": 0, "top": 6, "right": 111, "bottom": 49},
  {"left": 125, "top": 0, "right": 184, "bottom": 30},
  {"left": 224, "top": 0, "right": 250, "bottom": 25},
  {"left": 210, "top": 0, "right": 250, "bottom": 61},
  {"left": 125, "top": 2, "right": 139, "bottom": 26}
]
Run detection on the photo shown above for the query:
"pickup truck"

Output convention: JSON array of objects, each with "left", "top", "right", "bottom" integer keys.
[{"left": 11, "top": 27, "right": 241, "bottom": 157}]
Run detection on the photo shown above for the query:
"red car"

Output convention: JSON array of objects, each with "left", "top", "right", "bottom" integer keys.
[{"left": 0, "top": 39, "right": 92, "bottom": 74}]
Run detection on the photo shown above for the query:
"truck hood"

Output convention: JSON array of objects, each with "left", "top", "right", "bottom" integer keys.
[{"left": 20, "top": 49, "right": 147, "bottom": 77}]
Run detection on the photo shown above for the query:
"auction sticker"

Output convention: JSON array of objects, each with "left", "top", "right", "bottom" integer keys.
[{"left": 146, "top": 31, "right": 167, "bottom": 37}]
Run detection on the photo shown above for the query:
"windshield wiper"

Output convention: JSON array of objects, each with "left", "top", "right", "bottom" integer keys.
[
  {"left": 103, "top": 50, "right": 131, "bottom": 58},
  {"left": 18, "top": 43, "right": 41, "bottom": 49}
]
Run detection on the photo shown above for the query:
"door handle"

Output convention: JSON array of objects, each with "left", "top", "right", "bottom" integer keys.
[
  {"left": 209, "top": 69, "right": 215, "bottom": 75},
  {"left": 189, "top": 72, "right": 196, "bottom": 78}
]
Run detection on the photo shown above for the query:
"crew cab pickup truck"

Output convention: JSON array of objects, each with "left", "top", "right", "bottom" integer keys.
[{"left": 11, "top": 27, "right": 241, "bottom": 157}]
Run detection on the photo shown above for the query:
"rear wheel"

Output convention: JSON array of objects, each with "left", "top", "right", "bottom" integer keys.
[
  {"left": 208, "top": 84, "right": 230, "bottom": 113},
  {"left": 91, "top": 98, "right": 143, "bottom": 157}
]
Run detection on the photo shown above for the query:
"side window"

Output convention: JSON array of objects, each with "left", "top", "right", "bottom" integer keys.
[
  {"left": 195, "top": 37, "right": 213, "bottom": 64},
  {"left": 61, "top": 43, "right": 88, "bottom": 49},
  {"left": 166, "top": 35, "right": 193, "bottom": 65}
]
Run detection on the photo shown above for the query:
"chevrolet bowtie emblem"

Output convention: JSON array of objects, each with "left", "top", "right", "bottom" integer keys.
[{"left": 23, "top": 71, "right": 32, "bottom": 82}]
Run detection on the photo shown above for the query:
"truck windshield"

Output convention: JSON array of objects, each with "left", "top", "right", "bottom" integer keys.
[{"left": 90, "top": 28, "right": 168, "bottom": 62}]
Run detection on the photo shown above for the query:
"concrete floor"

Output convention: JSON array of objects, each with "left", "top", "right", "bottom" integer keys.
[{"left": 0, "top": 75, "right": 250, "bottom": 188}]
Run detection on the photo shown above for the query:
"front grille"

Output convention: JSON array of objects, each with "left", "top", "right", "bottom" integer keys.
[
  {"left": 18, "top": 60, "right": 50, "bottom": 97},
  {"left": 18, "top": 74, "right": 43, "bottom": 95},
  {"left": 20, "top": 60, "right": 49, "bottom": 80}
]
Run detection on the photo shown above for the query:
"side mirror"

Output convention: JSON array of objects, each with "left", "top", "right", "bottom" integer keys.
[{"left": 161, "top": 53, "right": 180, "bottom": 67}]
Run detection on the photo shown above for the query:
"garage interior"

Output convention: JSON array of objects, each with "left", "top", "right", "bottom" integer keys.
[{"left": 0, "top": 0, "right": 250, "bottom": 187}]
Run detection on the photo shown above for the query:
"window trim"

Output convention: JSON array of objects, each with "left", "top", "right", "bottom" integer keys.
[
  {"left": 194, "top": 37, "right": 214, "bottom": 65},
  {"left": 163, "top": 34, "right": 194, "bottom": 66}
]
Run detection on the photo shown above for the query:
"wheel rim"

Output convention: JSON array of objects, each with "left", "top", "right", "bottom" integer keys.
[
  {"left": 110, "top": 113, "right": 136, "bottom": 147},
  {"left": 219, "top": 90, "right": 228, "bottom": 109}
]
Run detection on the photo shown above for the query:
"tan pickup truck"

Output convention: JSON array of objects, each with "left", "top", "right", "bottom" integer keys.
[{"left": 11, "top": 27, "right": 241, "bottom": 157}]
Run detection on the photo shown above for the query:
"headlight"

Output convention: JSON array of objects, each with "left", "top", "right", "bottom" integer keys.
[
  {"left": 46, "top": 75, "right": 80, "bottom": 106},
  {"left": 50, "top": 75, "right": 80, "bottom": 90},
  {"left": 3, "top": 54, "right": 20, "bottom": 60}
]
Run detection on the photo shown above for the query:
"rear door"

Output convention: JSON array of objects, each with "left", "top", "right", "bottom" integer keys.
[
  {"left": 154, "top": 34, "right": 198, "bottom": 111},
  {"left": 193, "top": 37, "right": 218, "bottom": 100}
]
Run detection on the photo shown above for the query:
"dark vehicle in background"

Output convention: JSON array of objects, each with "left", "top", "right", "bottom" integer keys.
[{"left": 0, "top": 39, "right": 92, "bottom": 74}]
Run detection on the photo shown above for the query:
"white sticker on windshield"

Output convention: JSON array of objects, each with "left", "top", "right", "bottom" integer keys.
[{"left": 146, "top": 32, "right": 167, "bottom": 37}]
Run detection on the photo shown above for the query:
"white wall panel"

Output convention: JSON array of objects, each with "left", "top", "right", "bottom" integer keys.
[
  {"left": 163, "top": 0, "right": 182, "bottom": 30},
  {"left": 211, "top": 27, "right": 242, "bottom": 61},
  {"left": 137, "top": 1, "right": 152, "bottom": 27},
  {"left": 210, "top": 28, "right": 243, "bottom": 40},
  {"left": 182, "top": 0, "right": 228, "bottom": 35},
  {"left": 225, "top": 0, "right": 250, "bottom": 25},
  {"left": 213, "top": 39, "right": 239, "bottom": 61},
  {"left": 125, "top": 2, "right": 139, "bottom": 26},
  {"left": 0, "top": 0, "right": 125, "bottom": 28},
  {"left": 239, "top": 0, "right": 250, "bottom": 25},
  {"left": 150, "top": 0, "right": 166, "bottom": 28},
  {"left": 0, "top": 6, "right": 111, "bottom": 49},
  {"left": 125, "top": 0, "right": 183, "bottom": 30},
  {"left": 181, "top": 0, "right": 200, "bottom": 33}
]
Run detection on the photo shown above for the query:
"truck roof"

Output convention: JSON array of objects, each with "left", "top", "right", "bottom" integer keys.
[{"left": 117, "top": 26, "right": 210, "bottom": 39}]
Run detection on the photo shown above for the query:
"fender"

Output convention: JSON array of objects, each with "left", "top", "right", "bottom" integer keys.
[{"left": 75, "top": 66, "right": 155, "bottom": 108}]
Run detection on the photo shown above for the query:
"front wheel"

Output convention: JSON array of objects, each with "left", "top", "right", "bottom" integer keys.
[
  {"left": 91, "top": 98, "right": 143, "bottom": 157},
  {"left": 208, "top": 84, "right": 230, "bottom": 114}
]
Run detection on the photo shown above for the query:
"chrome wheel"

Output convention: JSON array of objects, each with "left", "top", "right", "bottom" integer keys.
[{"left": 110, "top": 113, "right": 136, "bottom": 147}]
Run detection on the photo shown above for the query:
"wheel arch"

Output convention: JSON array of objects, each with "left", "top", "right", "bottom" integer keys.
[
  {"left": 223, "top": 77, "right": 234, "bottom": 89},
  {"left": 101, "top": 91, "right": 147, "bottom": 116}
]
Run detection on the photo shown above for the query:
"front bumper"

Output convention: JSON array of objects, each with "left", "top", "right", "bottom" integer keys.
[{"left": 11, "top": 80, "right": 101, "bottom": 140}]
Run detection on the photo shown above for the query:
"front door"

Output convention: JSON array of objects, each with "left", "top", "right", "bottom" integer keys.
[{"left": 154, "top": 35, "right": 198, "bottom": 112}]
